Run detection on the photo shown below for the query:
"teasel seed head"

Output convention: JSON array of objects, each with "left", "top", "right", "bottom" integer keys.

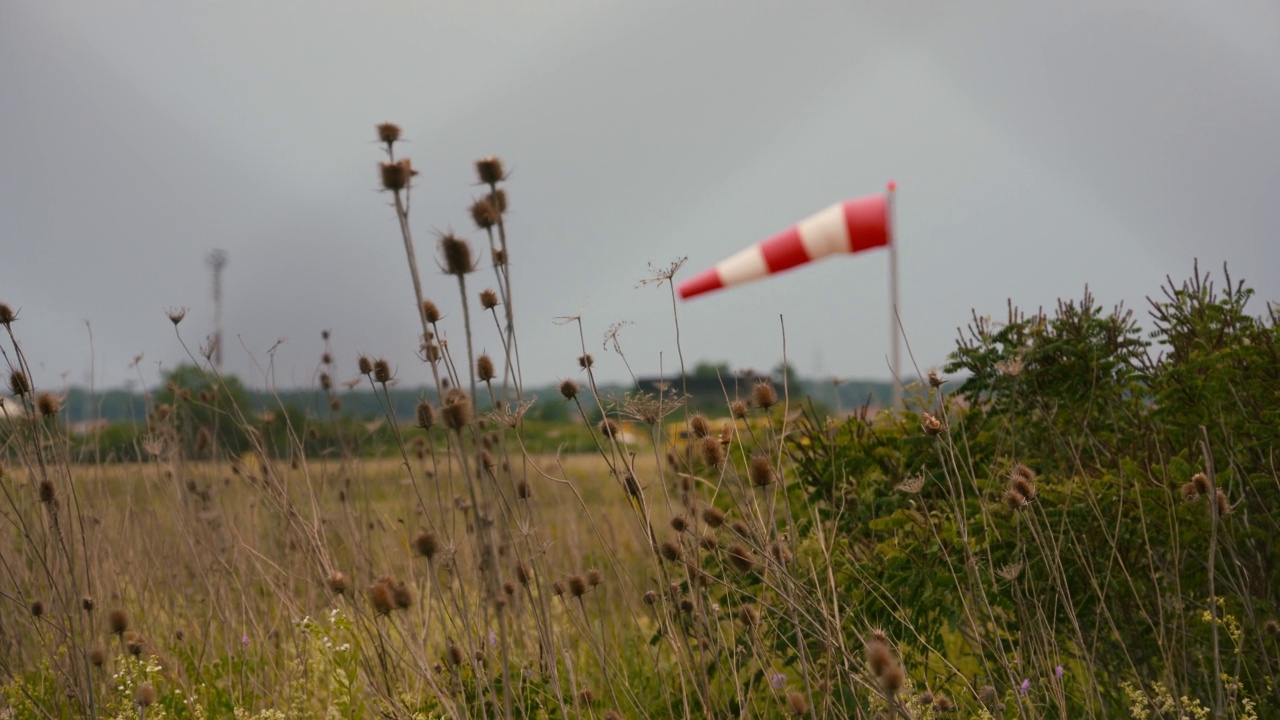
[
  {"left": 442, "top": 390, "right": 473, "bottom": 430},
  {"left": 0, "top": 303, "right": 16, "bottom": 325},
  {"left": 1215, "top": 489, "right": 1230, "bottom": 517},
  {"left": 319, "top": 372, "right": 332, "bottom": 391},
  {"left": 426, "top": 343, "right": 441, "bottom": 363},
  {"left": 379, "top": 158, "right": 416, "bottom": 192},
  {"left": 738, "top": 605, "right": 759, "bottom": 629},
  {"left": 669, "top": 514, "right": 688, "bottom": 533},
  {"left": 415, "top": 400, "right": 436, "bottom": 430},
  {"left": 730, "top": 519, "right": 753, "bottom": 539},
  {"left": 479, "top": 289, "right": 499, "bottom": 309},
  {"left": 376, "top": 122, "right": 401, "bottom": 145},
  {"left": 700, "top": 435, "right": 724, "bottom": 468},
  {"left": 135, "top": 682, "right": 156, "bottom": 708},
  {"left": 699, "top": 533, "right": 719, "bottom": 550},
  {"left": 598, "top": 418, "right": 619, "bottom": 439},
  {"left": 643, "top": 589, "right": 657, "bottom": 605},
  {"left": 373, "top": 358, "right": 393, "bottom": 384},
  {"left": 921, "top": 412, "right": 943, "bottom": 436},
  {"left": 1010, "top": 476, "right": 1035, "bottom": 502},
  {"left": 559, "top": 379, "right": 580, "bottom": 400},
  {"left": 701, "top": 506, "right": 725, "bottom": 528},
  {"left": 552, "top": 580, "right": 565, "bottom": 596},
  {"left": 786, "top": 690, "right": 808, "bottom": 716},
  {"left": 1264, "top": 619, "right": 1279, "bottom": 635},
  {"left": 327, "top": 571, "right": 349, "bottom": 595},
  {"left": 38, "top": 479, "right": 56, "bottom": 504},
  {"left": 1191, "top": 472, "right": 1211, "bottom": 496},
  {"left": 660, "top": 539, "right": 683, "bottom": 562},
  {"left": 689, "top": 414, "right": 710, "bottom": 438},
  {"left": 109, "top": 609, "right": 129, "bottom": 635},
  {"left": 89, "top": 647, "right": 106, "bottom": 667},
  {"left": 978, "top": 685, "right": 998, "bottom": 707},
  {"left": 928, "top": 370, "right": 945, "bottom": 388},
  {"left": 368, "top": 580, "right": 395, "bottom": 615},
  {"left": 567, "top": 574, "right": 588, "bottom": 598},
  {"left": 515, "top": 561, "right": 531, "bottom": 586},
  {"left": 1004, "top": 488, "right": 1029, "bottom": 510},
  {"left": 932, "top": 695, "right": 955, "bottom": 713},
  {"left": 477, "top": 354, "right": 496, "bottom": 382},
  {"left": 730, "top": 400, "right": 748, "bottom": 419},
  {"left": 167, "top": 307, "right": 187, "bottom": 325},
  {"left": 749, "top": 453, "right": 776, "bottom": 487},
  {"left": 1011, "top": 463, "right": 1037, "bottom": 482},
  {"left": 125, "top": 632, "right": 145, "bottom": 657},
  {"left": 8, "top": 370, "right": 30, "bottom": 396},
  {"left": 415, "top": 530, "right": 440, "bottom": 560},
  {"left": 446, "top": 642, "right": 465, "bottom": 666},
  {"left": 578, "top": 353, "right": 593, "bottom": 369},
  {"left": 578, "top": 688, "right": 596, "bottom": 706},
  {"left": 752, "top": 380, "right": 777, "bottom": 409},
  {"left": 82, "top": 596, "right": 95, "bottom": 612},
  {"left": 421, "top": 300, "right": 442, "bottom": 324},
  {"left": 726, "top": 542, "right": 755, "bottom": 573},
  {"left": 357, "top": 355, "right": 374, "bottom": 375},
  {"left": 30, "top": 600, "right": 44, "bottom": 617},
  {"left": 516, "top": 479, "right": 531, "bottom": 499},
  {"left": 865, "top": 638, "right": 893, "bottom": 677},
  {"left": 492, "top": 248, "right": 507, "bottom": 266},
  {"left": 476, "top": 156, "right": 505, "bottom": 185},
  {"left": 392, "top": 580, "right": 413, "bottom": 609},
  {"left": 470, "top": 199, "right": 500, "bottom": 230},
  {"left": 439, "top": 233, "right": 474, "bottom": 276},
  {"left": 586, "top": 567, "right": 603, "bottom": 587}
]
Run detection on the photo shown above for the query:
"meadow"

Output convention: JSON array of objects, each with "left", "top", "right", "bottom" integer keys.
[{"left": 2, "top": 124, "right": 1278, "bottom": 719}]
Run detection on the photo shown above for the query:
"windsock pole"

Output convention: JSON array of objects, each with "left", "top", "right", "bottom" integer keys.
[{"left": 888, "top": 181, "right": 902, "bottom": 409}]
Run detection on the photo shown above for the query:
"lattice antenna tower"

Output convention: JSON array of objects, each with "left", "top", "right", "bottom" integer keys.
[{"left": 206, "top": 249, "right": 228, "bottom": 370}]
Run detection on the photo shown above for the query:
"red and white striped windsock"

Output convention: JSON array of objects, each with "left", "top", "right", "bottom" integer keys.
[{"left": 678, "top": 188, "right": 894, "bottom": 300}]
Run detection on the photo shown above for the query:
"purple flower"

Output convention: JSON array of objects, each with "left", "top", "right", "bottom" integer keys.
[
  {"left": 1019, "top": 678, "right": 1031, "bottom": 695},
  {"left": 241, "top": 634, "right": 250, "bottom": 649},
  {"left": 770, "top": 673, "right": 786, "bottom": 690},
  {"left": 489, "top": 631, "right": 497, "bottom": 647},
  {"left": 1055, "top": 665, "right": 1065, "bottom": 680}
]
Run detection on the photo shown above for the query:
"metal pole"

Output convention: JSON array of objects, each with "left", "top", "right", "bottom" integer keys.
[{"left": 888, "top": 182, "right": 902, "bottom": 409}]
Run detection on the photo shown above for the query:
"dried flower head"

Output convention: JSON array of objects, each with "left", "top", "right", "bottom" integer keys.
[
  {"left": 928, "top": 370, "right": 945, "bottom": 388},
  {"left": 751, "top": 380, "right": 778, "bottom": 409},
  {"left": 933, "top": 695, "right": 955, "bottom": 713},
  {"left": 689, "top": 414, "right": 711, "bottom": 438},
  {"left": 422, "top": 300, "right": 442, "bottom": 324},
  {"left": 135, "top": 682, "right": 156, "bottom": 708},
  {"left": 487, "top": 188, "right": 508, "bottom": 214},
  {"left": 1215, "top": 489, "right": 1230, "bottom": 517},
  {"left": 442, "top": 390, "right": 473, "bottom": 430},
  {"left": 379, "top": 158, "right": 416, "bottom": 191},
  {"left": 786, "top": 690, "right": 808, "bottom": 715},
  {"left": 0, "top": 303, "right": 16, "bottom": 325},
  {"left": 327, "top": 571, "right": 349, "bottom": 595},
  {"left": 865, "top": 638, "right": 893, "bottom": 677},
  {"left": 567, "top": 574, "right": 588, "bottom": 598},
  {"left": 479, "top": 289, "right": 499, "bottom": 309},
  {"left": 701, "top": 506, "right": 725, "bottom": 528},
  {"left": 447, "top": 642, "right": 465, "bottom": 666},
  {"left": 30, "top": 600, "right": 44, "bottom": 617},
  {"left": 598, "top": 418, "right": 619, "bottom": 439},
  {"left": 373, "top": 358, "right": 393, "bottom": 384},
  {"left": 470, "top": 199, "right": 499, "bottom": 230},
  {"left": 376, "top": 122, "right": 401, "bottom": 145},
  {"left": 578, "top": 354, "right": 594, "bottom": 369},
  {"left": 749, "top": 453, "right": 775, "bottom": 487},
  {"left": 392, "top": 580, "right": 413, "bottom": 609},
  {"left": 1191, "top": 472, "right": 1211, "bottom": 496},
  {"left": 978, "top": 685, "right": 998, "bottom": 707},
  {"left": 368, "top": 580, "right": 395, "bottom": 615},
  {"left": 921, "top": 412, "right": 943, "bottom": 436},
  {"left": 38, "top": 479, "right": 56, "bottom": 504},
  {"left": 738, "top": 605, "right": 759, "bottom": 628},
  {"left": 730, "top": 400, "right": 748, "bottom": 419},
  {"left": 492, "top": 248, "right": 507, "bottom": 266},
  {"left": 89, "top": 647, "right": 106, "bottom": 667},
  {"left": 439, "top": 233, "right": 474, "bottom": 275},
  {"left": 415, "top": 400, "right": 436, "bottom": 430},
  {"left": 415, "top": 530, "right": 440, "bottom": 560},
  {"left": 643, "top": 589, "right": 657, "bottom": 605},
  {"left": 559, "top": 378, "right": 580, "bottom": 400},
  {"left": 726, "top": 543, "right": 755, "bottom": 573},
  {"left": 109, "top": 608, "right": 129, "bottom": 635},
  {"left": 516, "top": 479, "right": 531, "bottom": 499},
  {"left": 660, "top": 539, "right": 683, "bottom": 562},
  {"left": 586, "top": 568, "right": 603, "bottom": 587},
  {"left": 700, "top": 435, "right": 724, "bottom": 467},
  {"left": 896, "top": 475, "right": 925, "bottom": 494},
  {"left": 167, "top": 307, "right": 187, "bottom": 325},
  {"left": 358, "top": 356, "right": 374, "bottom": 375},
  {"left": 669, "top": 514, "right": 688, "bottom": 533},
  {"left": 9, "top": 370, "right": 30, "bottom": 396},
  {"left": 476, "top": 156, "right": 505, "bottom": 185},
  {"left": 82, "top": 596, "right": 95, "bottom": 612},
  {"left": 125, "top": 632, "right": 145, "bottom": 657},
  {"left": 477, "top": 354, "right": 496, "bottom": 382}
]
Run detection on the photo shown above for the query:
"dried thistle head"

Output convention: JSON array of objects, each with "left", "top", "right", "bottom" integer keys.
[
  {"left": 135, "top": 683, "right": 156, "bottom": 708},
  {"left": 578, "top": 354, "right": 594, "bottom": 369},
  {"left": 30, "top": 600, "right": 43, "bottom": 617},
  {"left": 726, "top": 543, "right": 755, "bottom": 573},
  {"left": 669, "top": 514, "right": 688, "bottom": 533},
  {"left": 749, "top": 453, "right": 775, "bottom": 487},
  {"left": 439, "top": 233, "right": 474, "bottom": 275},
  {"left": 689, "top": 414, "right": 710, "bottom": 438},
  {"left": 415, "top": 530, "right": 440, "bottom": 560},
  {"left": 0, "top": 303, "right": 16, "bottom": 325},
  {"left": 470, "top": 198, "right": 500, "bottom": 230},
  {"left": 738, "top": 605, "right": 759, "bottom": 629},
  {"left": 376, "top": 122, "right": 401, "bottom": 145},
  {"left": 701, "top": 506, "right": 725, "bottom": 528},
  {"left": 492, "top": 248, "right": 507, "bottom": 267},
  {"left": 477, "top": 354, "right": 496, "bottom": 382},
  {"left": 567, "top": 574, "right": 588, "bottom": 598},
  {"left": 379, "top": 158, "right": 416, "bottom": 192},
  {"left": 368, "top": 580, "right": 395, "bottom": 615},
  {"left": 730, "top": 400, "right": 748, "bottom": 419},
  {"left": 865, "top": 638, "right": 893, "bottom": 677},
  {"left": 598, "top": 418, "right": 619, "bottom": 439},
  {"left": 9, "top": 370, "right": 30, "bottom": 396},
  {"left": 476, "top": 156, "right": 505, "bottom": 185},
  {"left": 751, "top": 380, "right": 777, "bottom": 409},
  {"left": 373, "top": 358, "right": 393, "bottom": 384},
  {"left": 1215, "top": 489, "right": 1230, "bottom": 517},
  {"left": 415, "top": 400, "right": 436, "bottom": 429},
  {"left": 921, "top": 412, "right": 943, "bottom": 436},
  {"left": 1191, "top": 472, "right": 1211, "bottom": 496},
  {"left": 786, "top": 691, "right": 808, "bottom": 716},
  {"left": 659, "top": 539, "right": 682, "bottom": 562},
  {"left": 391, "top": 580, "right": 413, "bottom": 609},
  {"left": 421, "top": 300, "right": 442, "bottom": 324},
  {"left": 586, "top": 568, "right": 603, "bottom": 587},
  {"left": 442, "top": 390, "right": 473, "bottom": 430},
  {"left": 358, "top": 356, "right": 374, "bottom": 375},
  {"left": 700, "top": 435, "right": 724, "bottom": 468},
  {"left": 82, "top": 596, "right": 95, "bottom": 612},
  {"left": 559, "top": 379, "right": 580, "bottom": 400},
  {"left": 167, "top": 307, "right": 187, "bottom": 325},
  {"left": 108, "top": 608, "right": 129, "bottom": 635},
  {"left": 516, "top": 479, "right": 531, "bottom": 499},
  {"left": 479, "top": 289, "right": 499, "bottom": 309},
  {"left": 327, "top": 571, "right": 349, "bottom": 595},
  {"left": 89, "top": 647, "right": 106, "bottom": 667}
]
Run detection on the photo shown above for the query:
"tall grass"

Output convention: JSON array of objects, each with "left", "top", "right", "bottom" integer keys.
[{"left": 1, "top": 126, "right": 1277, "bottom": 719}]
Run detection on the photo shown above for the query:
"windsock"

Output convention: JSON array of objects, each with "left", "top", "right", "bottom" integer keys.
[{"left": 678, "top": 188, "right": 893, "bottom": 300}]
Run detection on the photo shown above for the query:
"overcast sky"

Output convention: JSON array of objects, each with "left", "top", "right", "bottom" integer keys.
[{"left": 3, "top": 2, "right": 1278, "bottom": 396}]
